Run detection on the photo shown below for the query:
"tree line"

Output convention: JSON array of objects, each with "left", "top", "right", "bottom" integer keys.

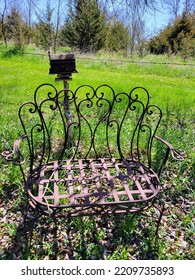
[
  {"left": 0, "top": 0, "right": 194, "bottom": 57},
  {"left": 149, "top": 12, "right": 195, "bottom": 58}
]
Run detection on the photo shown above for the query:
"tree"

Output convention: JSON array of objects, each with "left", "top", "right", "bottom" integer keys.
[
  {"left": 106, "top": 20, "right": 130, "bottom": 52},
  {"left": 163, "top": 0, "right": 181, "bottom": 18},
  {"left": 60, "top": 0, "right": 106, "bottom": 52},
  {"left": 36, "top": 1, "right": 55, "bottom": 50},
  {"left": 5, "top": 7, "right": 27, "bottom": 49},
  {"left": 0, "top": 0, "right": 11, "bottom": 47},
  {"left": 53, "top": 0, "right": 63, "bottom": 53},
  {"left": 148, "top": 11, "right": 195, "bottom": 57},
  {"left": 183, "top": 0, "right": 195, "bottom": 14},
  {"left": 162, "top": 0, "right": 195, "bottom": 20},
  {"left": 22, "top": 0, "right": 36, "bottom": 43}
]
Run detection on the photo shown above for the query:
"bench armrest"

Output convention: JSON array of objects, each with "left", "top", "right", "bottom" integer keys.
[
  {"left": 1, "top": 135, "right": 27, "bottom": 165},
  {"left": 155, "top": 135, "right": 187, "bottom": 160},
  {"left": 154, "top": 135, "right": 187, "bottom": 177}
]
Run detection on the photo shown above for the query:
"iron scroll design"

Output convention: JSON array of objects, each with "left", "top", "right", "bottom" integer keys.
[
  {"left": 18, "top": 84, "right": 59, "bottom": 171},
  {"left": 17, "top": 84, "right": 163, "bottom": 172},
  {"left": 1, "top": 135, "right": 27, "bottom": 165}
]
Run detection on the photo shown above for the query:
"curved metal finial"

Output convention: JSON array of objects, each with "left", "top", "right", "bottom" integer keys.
[
  {"left": 170, "top": 148, "right": 187, "bottom": 161},
  {"left": 1, "top": 136, "right": 27, "bottom": 165}
]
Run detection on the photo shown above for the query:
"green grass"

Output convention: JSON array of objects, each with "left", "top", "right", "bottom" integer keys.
[{"left": 0, "top": 45, "right": 194, "bottom": 260}]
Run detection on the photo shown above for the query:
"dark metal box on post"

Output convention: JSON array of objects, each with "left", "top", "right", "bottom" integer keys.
[
  {"left": 48, "top": 53, "right": 78, "bottom": 81},
  {"left": 48, "top": 53, "right": 78, "bottom": 146}
]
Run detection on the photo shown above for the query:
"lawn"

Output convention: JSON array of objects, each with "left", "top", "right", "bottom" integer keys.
[{"left": 0, "top": 46, "right": 194, "bottom": 260}]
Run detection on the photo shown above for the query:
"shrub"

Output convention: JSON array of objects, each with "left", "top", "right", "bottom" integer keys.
[{"left": 148, "top": 12, "right": 195, "bottom": 58}]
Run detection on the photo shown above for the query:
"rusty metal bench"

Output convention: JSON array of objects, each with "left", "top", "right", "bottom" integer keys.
[{"left": 2, "top": 83, "right": 186, "bottom": 234}]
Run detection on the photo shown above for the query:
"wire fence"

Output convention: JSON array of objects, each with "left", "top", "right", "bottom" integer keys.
[
  {"left": 76, "top": 56, "right": 195, "bottom": 67},
  {"left": 0, "top": 50, "right": 195, "bottom": 67},
  {"left": 0, "top": 50, "right": 194, "bottom": 107}
]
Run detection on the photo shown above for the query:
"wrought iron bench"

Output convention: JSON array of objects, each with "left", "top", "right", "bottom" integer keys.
[{"left": 2, "top": 83, "right": 186, "bottom": 234}]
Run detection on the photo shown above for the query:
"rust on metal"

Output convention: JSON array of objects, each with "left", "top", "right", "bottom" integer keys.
[{"left": 27, "top": 158, "right": 160, "bottom": 212}]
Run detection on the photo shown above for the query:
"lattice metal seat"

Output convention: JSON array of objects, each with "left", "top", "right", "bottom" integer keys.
[{"left": 27, "top": 158, "right": 160, "bottom": 216}]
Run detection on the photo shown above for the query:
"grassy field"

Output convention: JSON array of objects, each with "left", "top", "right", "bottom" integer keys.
[{"left": 0, "top": 45, "right": 194, "bottom": 260}]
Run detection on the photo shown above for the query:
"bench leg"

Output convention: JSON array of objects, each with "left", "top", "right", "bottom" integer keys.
[{"left": 153, "top": 199, "right": 165, "bottom": 235}]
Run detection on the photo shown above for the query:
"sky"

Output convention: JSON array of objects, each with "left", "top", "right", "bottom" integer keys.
[
  {"left": 107, "top": 1, "right": 173, "bottom": 38},
  {"left": 146, "top": 9, "right": 171, "bottom": 35},
  {"left": 0, "top": 0, "right": 174, "bottom": 36}
]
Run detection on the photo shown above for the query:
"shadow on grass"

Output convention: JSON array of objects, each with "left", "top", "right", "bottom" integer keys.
[{"left": 1, "top": 191, "right": 160, "bottom": 260}]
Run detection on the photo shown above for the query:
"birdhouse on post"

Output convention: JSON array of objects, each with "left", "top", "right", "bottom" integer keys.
[
  {"left": 49, "top": 53, "right": 78, "bottom": 81},
  {"left": 48, "top": 53, "right": 78, "bottom": 147}
]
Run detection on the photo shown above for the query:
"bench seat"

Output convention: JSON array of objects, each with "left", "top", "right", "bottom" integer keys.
[{"left": 27, "top": 158, "right": 160, "bottom": 217}]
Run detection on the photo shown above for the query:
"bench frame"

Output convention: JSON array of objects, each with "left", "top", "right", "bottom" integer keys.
[{"left": 2, "top": 83, "right": 186, "bottom": 234}]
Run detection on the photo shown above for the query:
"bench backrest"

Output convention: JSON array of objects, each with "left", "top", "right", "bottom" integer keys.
[{"left": 18, "top": 84, "right": 163, "bottom": 173}]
